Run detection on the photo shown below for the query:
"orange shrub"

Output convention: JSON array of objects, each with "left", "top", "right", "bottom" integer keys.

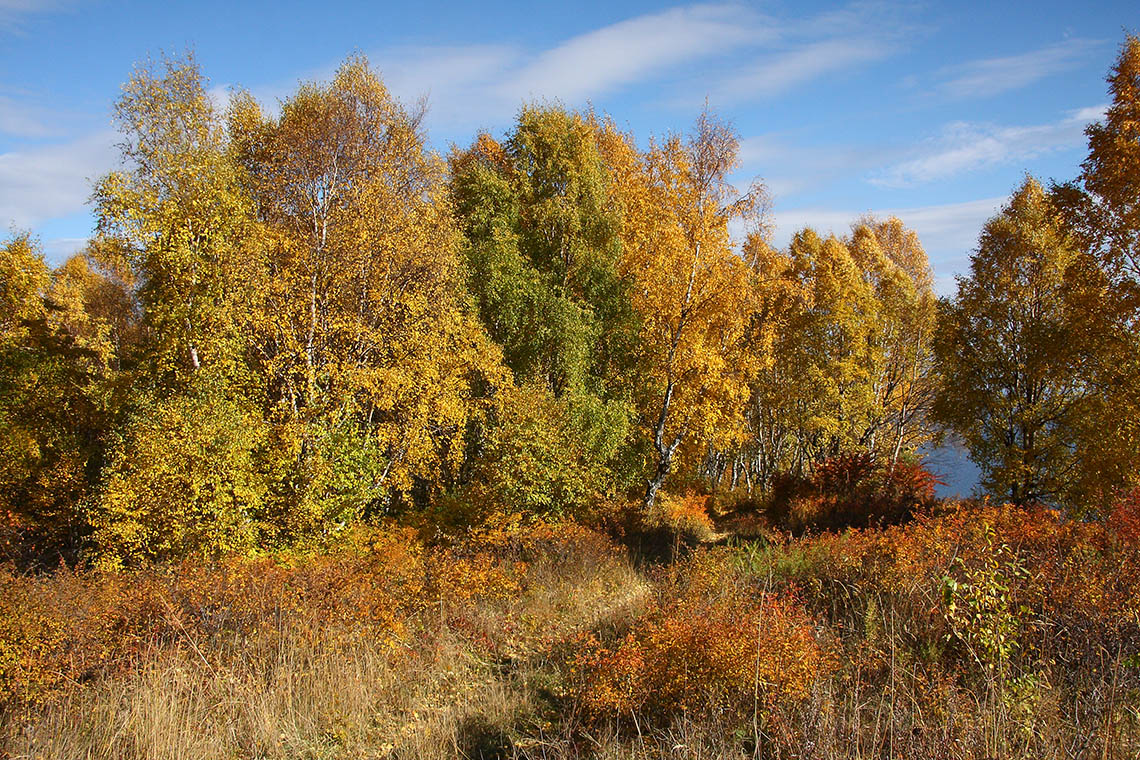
[
  {"left": 0, "top": 519, "right": 627, "bottom": 715},
  {"left": 645, "top": 490, "right": 716, "bottom": 541},
  {"left": 0, "top": 524, "right": 430, "bottom": 712},
  {"left": 573, "top": 550, "right": 827, "bottom": 722},
  {"left": 759, "top": 502, "right": 1140, "bottom": 684}
]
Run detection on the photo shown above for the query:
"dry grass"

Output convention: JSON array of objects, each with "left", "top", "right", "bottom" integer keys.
[
  {"left": 0, "top": 521, "right": 647, "bottom": 759},
  {"left": 2, "top": 506, "right": 1139, "bottom": 759}
]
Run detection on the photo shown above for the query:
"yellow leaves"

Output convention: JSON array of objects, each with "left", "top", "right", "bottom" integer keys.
[
  {"left": 92, "top": 54, "right": 265, "bottom": 382},
  {"left": 742, "top": 216, "right": 939, "bottom": 485},
  {"left": 92, "top": 387, "right": 267, "bottom": 565},
  {"left": 603, "top": 110, "right": 763, "bottom": 503},
  {"left": 0, "top": 234, "right": 49, "bottom": 341},
  {"left": 217, "top": 57, "right": 505, "bottom": 514}
]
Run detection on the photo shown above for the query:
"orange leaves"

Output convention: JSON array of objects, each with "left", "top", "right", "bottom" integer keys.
[
  {"left": 572, "top": 550, "right": 826, "bottom": 721},
  {"left": 0, "top": 520, "right": 626, "bottom": 715},
  {"left": 762, "top": 501, "right": 1140, "bottom": 672},
  {"left": 1108, "top": 487, "right": 1140, "bottom": 546},
  {"left": 644, "top": 489, "right": 715, "bottom": 541}
]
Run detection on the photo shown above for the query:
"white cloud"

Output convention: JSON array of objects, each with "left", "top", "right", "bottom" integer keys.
[
  {"left": 373, "top": 44, "right": 521, "bottom": 131},
  {"left": 718, "top": 37, "right": 892, "bottom": 100},
  {"left": 0, "top": 0, "right": 72, "bottom": 31},
  {"left": 0, "top": 95, "right": 62, "bottom": 137},
  {"left": 499, "top": 4, "right": 766, "bottom": 103},
  {"left": 366, "top": 2, "right": 911, "bottom": 135},
  {"left": 935, "top": 38, "right": 1102, "bottom": 99},
  {"left": 869, "top": 106, "right": 1104, "bottom": 188},
  {"left": 43, "top": 236, "right": 87, "bottom": 264},
  {"left": 373, "top": 5, "right": 767, "bottom": 132},
  {"left": 705, "top": 1, "right": 916, "bottom": 104},
  {"left": 1070, "top": 104, "right": 1108, "bottom": 122},
  {"left": 0, "top": 130, "right": 117, "bottom": 229},
  {"left": 736, "top": 133, "right": 891, "bottom": 201}
]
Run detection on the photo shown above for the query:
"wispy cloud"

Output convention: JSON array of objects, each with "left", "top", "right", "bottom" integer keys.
[
  {"left": 500, "top": 4, "right": 765, "bottom": 103},
  {"left": 0, "top": 95, "right": 68, "bottom": 137},
  {"left": 0, "top": 0, "right": 73, "bottom": 32},
  {"left": 0, "top": 130, "right": 117, "bottom": 229},
  {"left": 718, "top": 37, "right": 893, "bottom": 100},
  {"left": 374, "top": 4, "right": 768, "bottom": 132},
  {"left": 935, "top": 38, "right": 1103, "bottom": 99},
  {"left": 369, "top": 2, "right": 913, "bottom": 135},
  {"left": 736, "top": 133, "right": 888, "bottom": 201},
  {"left": 707, "top": 2, "right": 915, "bottom": 104},
  {"left": 43, "top": 236, "right": 87, "bottom": 264},
  {"left": 869, "top": 106, "right": 1104, "bottom": 188},
  {"left": 374, "top": 44, "right": 523, "bottom": 131}
]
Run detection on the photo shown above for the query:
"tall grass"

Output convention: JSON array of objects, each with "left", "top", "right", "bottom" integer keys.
[{"left": 2, "top": 505, "right": 1138, "bottom": 759}]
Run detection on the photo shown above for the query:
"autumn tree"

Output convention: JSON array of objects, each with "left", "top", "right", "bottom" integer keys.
[
  {"left": 92, "top": 53, "right": 263, "bottom": 386},
  {"left": 0, "top": 236, "right": 125, "bottom": 565},
  {"left": 1057, "top": 35, "right": 1140, "bottom": 290},
  {"left": 449, "top": 106, "right": 638, "bottom": 515},
  {"left": 742, "top": 229, "right": 879, "bottom": 483},
  {"left": 1052, "top": 34, "right": 1140, "bottom": 503},
  {"left": 91, "top": 380, "right": 267, "bottom": 566},
  {"left": 229, "top": 57, "right": 502, "bottom": 532},
  {"left": 84, "top": 55, "right": 271, "bottom": 561},
  {"left": 848, "top": 217, "right": 939, "bottom": 466},
  {"left": 935, "top": 178, "right": 1086, "bottom": 506},
  {"left": 599, "top": 111, "right": 765, "bottom": 509}
]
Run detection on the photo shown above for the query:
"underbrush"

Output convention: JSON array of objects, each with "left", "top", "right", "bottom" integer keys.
[
  {"left": 0, "top": 519, "right": 646, "bottom": 758},
  {"left": 2, "top": 503, "right": 1138, "bottom": 759},
  {"left": 764, "top": 454, "right": 942, "bottom": 534},
  {"left": 735, "top": 501, "right": 1140, "bottom": 758}
]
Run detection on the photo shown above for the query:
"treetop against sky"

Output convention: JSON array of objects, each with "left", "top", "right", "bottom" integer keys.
[{"left": 0, "top": 0, "right": 1135, "bottom": 292}]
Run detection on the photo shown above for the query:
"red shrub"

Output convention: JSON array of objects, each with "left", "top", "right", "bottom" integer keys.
[
  {"left": 1108, "top": 487, "right": 1140, "bottom": 546},
  {"left": 768, "top": 455, "right": 941, "bottom": 534}
]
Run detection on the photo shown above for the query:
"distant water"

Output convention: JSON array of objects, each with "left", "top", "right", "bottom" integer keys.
[{"left": 921, "top": 435, "right": 981, "bottom": 499}]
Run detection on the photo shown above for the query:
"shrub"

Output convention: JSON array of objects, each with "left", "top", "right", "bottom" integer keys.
[
  {"left": 642, "top": 490, "right": 716, "bottom": 542},
  {"left": 767, "top": 454, "right": 940, "bottom": 534},
  {"left": 572, "top": 550, "right": 826, "bottom": 723},
  {"left": 1108, "top": 486, "right": 1140, "bottom": 546},
  {"left": 0, "top": 519, "right": 630, "bottom": 717},
  {"left": 90, "top": 385, "right": 267, "bottom": 567}
]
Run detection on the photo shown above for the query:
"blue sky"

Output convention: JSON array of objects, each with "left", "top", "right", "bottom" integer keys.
[{"left": 1, "top": 0, "right": 1136, "bottom": 292}]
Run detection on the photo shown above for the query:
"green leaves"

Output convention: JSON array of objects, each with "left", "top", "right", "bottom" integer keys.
[{"left": 450, "top": 107, "right": 639, "bottom": 514}]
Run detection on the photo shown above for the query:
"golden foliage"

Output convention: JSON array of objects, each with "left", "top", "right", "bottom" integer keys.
[{"left": 597, "top": 112, "right": 765, "bottom": 508}]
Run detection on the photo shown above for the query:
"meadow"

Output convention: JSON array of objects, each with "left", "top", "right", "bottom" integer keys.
[{"left": 3, "top": 494, "right": 1137, "bottom": 759}]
